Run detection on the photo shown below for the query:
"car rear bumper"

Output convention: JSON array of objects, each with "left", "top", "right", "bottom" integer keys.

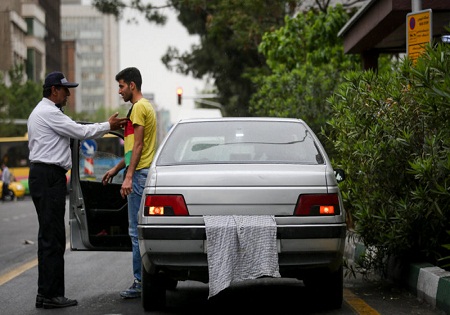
[
  {"left": 138, "top": 223, "right": 346, "bottom": 279},
  {"left": 138, "top": 224, "right": 346, "bottom": 240}
]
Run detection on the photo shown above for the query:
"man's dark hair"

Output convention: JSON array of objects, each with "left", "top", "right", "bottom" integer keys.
[
  {"left": 116, "top": 67, "right": 142, "bottom": 91},
  {"left": 43, "top": 87, "right": 52, "bottom": 98},
  {"left": 43, "top": 86, "right": 63, "bottom": 98}
]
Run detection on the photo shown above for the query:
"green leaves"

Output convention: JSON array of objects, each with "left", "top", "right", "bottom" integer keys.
[
  {"left": 259, "top": 5, "right": 354, "bottom": 72},
  {"left": 326, "top": 42, "right": 450, "bottom": 270},
  {"left": 250, "top": 5, "right": 361, "bottom": 137},
  {"left": 0, "top": 65, "right": 41, "bottom": 136},
  {"left": 166, "top": 0, "right": 292, "bottom": 116}
]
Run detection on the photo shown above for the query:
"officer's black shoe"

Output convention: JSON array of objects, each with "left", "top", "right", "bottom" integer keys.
[
  {"left": 35, "top": 294, "right": 44, "bottom": 308},
  {"left": 43, "top": 296, "right": 78, "bottom": 309}
]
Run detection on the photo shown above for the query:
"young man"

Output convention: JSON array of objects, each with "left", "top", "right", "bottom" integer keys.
[
  {"left": 28, "top": 71, "right": 127, "bottom": 309},
  {"left": 102, "top": 67, "right": 157, "bottom": 298}
]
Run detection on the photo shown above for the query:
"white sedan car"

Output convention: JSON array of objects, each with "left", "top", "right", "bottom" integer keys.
[{"left": 69, "top": 117, "right": 346, "bottom": 312}]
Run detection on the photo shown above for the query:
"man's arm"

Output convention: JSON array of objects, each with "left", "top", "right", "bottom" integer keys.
[{"left": 120, "top": 124, "right": 144, "bottom": 197}]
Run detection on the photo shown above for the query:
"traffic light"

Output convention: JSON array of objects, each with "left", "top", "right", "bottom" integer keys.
[{"left": 176, "top": 87, "right": 183, "bottom": 105}]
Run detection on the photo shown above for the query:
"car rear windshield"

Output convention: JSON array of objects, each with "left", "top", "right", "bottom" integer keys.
[{"left": 157, "top": 120, "right": 325, "bottom": 165}]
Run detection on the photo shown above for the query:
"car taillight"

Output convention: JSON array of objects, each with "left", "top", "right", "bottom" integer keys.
[
  {"left": 294, "top": 194, "right": 340, "bottom": 216},
  {"left": 143, "top": 195, "right": 189, "bottom": 216}
]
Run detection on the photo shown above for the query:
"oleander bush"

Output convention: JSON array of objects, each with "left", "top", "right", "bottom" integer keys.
[{"left": 325, "top": 41, "right": 450, "bottom": 272}]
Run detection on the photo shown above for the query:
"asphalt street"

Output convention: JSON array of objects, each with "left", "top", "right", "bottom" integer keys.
[{"left": 0, "top": 197, "right": 444, "bottom": 315}]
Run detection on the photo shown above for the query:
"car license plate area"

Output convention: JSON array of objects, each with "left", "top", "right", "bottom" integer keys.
[{"left": 203, "top": 239, "right": 281, "bottom": 253}]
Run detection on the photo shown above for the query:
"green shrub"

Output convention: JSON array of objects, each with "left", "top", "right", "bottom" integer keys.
[{"left": 325, "top": 41, "right": 450, "bottom": 271}]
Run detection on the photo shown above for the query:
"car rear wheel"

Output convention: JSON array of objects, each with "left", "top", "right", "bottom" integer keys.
[
  {"left": 303, "top": 264, "right": 343, "bottom": 309},
  {"left": 142, "top": 265, "right": 166, "bottom": 311}
]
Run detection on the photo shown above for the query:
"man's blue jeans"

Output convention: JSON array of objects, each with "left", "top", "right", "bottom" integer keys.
[{"left": 127, "top": 168, "right": 148, "bottom": 282}]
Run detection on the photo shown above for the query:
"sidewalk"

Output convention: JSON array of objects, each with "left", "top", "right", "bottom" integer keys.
[{"left": 344, "top": 235, "right": 450, "bottom": 315}]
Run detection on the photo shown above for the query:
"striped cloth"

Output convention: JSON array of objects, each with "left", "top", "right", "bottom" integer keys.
[{"left": 204, "top": 215, "right": 280, "bottom": 298}]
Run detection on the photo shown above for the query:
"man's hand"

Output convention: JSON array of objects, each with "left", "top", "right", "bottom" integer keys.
[
  {"left": 120, "top": 177, "right": 132, "bottom": 198},
  {"left": 108, "top": 112, "right": 128, "bottom": 130},
  {"left": 102, "top": 169, "right": 117, "bottom": 185}
]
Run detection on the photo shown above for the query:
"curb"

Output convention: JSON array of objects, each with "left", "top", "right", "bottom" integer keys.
[{"left": 345, "top": 236, "right": 450, "bottom": 315}]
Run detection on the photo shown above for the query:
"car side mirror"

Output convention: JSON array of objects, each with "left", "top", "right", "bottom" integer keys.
[{"left": 334, "top": 169, "right": 345, "bottom": 183}]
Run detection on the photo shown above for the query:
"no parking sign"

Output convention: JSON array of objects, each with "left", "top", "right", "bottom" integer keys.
[{"left": 407, "top": 9, "right": 432, "bottom": 63}]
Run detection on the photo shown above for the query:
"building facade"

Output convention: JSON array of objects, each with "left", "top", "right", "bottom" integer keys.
[
  {"left": 23, "top": 0, "right": 46, "bottom": 82},
  {"left": 0, "top": 0, "right": 62, "bottom": 84},
  {"left": 38, "top": 0, "right": 61, "bottom": 73},
  {"left": 0, "top": 0, "right": 29, "bottom": 83},
  {"left": 61, "top": 0, "right": 120, "bottom": 114}
]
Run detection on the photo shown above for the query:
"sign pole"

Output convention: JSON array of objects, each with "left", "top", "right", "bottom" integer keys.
[{"left": 412, "top": 0, "right": 421, "bottom": 12}]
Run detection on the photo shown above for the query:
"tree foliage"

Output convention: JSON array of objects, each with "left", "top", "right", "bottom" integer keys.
[
  {"left": 0, "top": 65, "right": 121, "bottom": 137},
  {"left": 325, "top": 42, "right": 450, "bottom": 270},
  {"left": 165, "top": 0, "right": 297, "bottom": 116},
  {"left": 248, "top": 5, "right": 361, "bottom": 136},
  {"left": 91, "top": 1, "right": 369, "bottom": 117},
  {"left": 92, "top": 0, "right": 364, "bottom": 116},
  {"left": 0, "top": 66, "right": 41, "bottom": 136}
]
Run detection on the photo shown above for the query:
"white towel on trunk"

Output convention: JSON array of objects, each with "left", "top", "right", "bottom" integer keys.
[{"left": 204, "top": 215, "right": 280, "bottom": 298}]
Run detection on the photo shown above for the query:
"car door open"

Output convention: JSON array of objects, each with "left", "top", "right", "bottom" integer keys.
[{"left": 69, "top": 131, "right": 131, "bottom": 251}]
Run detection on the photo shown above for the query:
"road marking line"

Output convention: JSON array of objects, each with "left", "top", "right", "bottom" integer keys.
[
  {"left": 0, "top": 243, "right": 70, "bottom": 286},
  {"left": 0, "top": 258, "right": 38, "bottom": 286},
  {"left": 344, "top": 288, "right": 380, "bottom": 314}
]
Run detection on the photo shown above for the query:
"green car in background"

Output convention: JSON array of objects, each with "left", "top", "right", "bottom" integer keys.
[{"left": 20, "top": 178, "right": 29, "bottom": 195}]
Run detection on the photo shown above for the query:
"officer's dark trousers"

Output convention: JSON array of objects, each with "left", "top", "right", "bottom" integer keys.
[{"left": 29, "top": 163, "right": 68, "bottom": 298}]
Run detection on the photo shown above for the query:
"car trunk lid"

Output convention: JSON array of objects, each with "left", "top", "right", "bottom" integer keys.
[{"left": 150, "top": 164, "right": 333, "bottom": 216}]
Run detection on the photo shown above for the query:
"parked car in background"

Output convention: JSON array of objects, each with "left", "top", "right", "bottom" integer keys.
[
  {"left": 69, "top": 117, "right": 346, "bottom": 312},
  {"left": 0, "top": 179, "right": 25, "bottom": 200}
]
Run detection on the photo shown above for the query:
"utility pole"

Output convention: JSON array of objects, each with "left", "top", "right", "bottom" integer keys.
[{"left": 412, "top": 0, "right": 421, "bottom": 12}]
